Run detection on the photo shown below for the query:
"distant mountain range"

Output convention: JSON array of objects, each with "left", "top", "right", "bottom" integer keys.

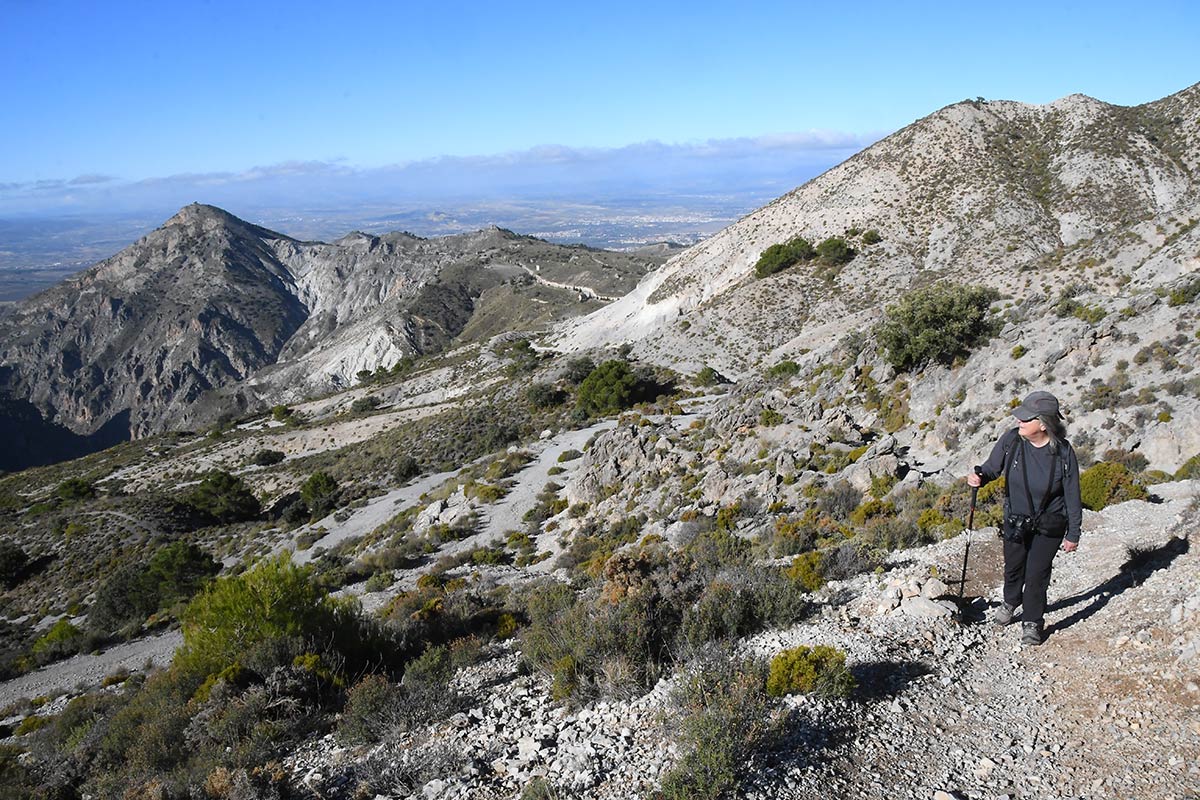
[{"left": 0, "top": 205, "right": 662, "bottom": 470}]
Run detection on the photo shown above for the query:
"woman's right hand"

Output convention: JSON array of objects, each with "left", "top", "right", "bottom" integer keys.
[{"left": 967, "top": 472, "right": 982, "bottom": 488}]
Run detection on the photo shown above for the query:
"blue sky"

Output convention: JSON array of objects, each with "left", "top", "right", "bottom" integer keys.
[{"left": 1, "top": 0, "right": 1196, "bottom": 215}]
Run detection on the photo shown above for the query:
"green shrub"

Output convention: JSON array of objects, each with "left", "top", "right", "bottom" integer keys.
[
  {"left": 849, "top": 498, "right": 895, "bottom": 526},
  {"left": 754, "top": 236, "right": 815, "bottom": 278},
  {"left": 557, "top": 449, "right": 583, "bottom": 463},
  {"left": 56, "top": 477, "right": 96, "bottom": 501},
  {"left": 15, "top": 713, "right": 54, "bottom": 736},
  {"left": 301, "top": 471, "right": 340, "bottom": 521},
  {"left": 338, "top": 676, "right": 403, "bottom": 743},
  {"left": 695, "top": 365, "right": 724, "bottom": 386},
  {"left": 577, "top": 360, "right": 639, "bottom": 416},
  {"left": 186, "top": 470, "right": 260, "bottom": 523},
  {"left": 1167, "top": 278, "right": 1200, "bottom": 307},
  {"left": 177, "top": 554, "right": 360, "bottom": 679},
  {"left": 861, "top": 229, "right": 882, "bottom": 245},
  {"left": 815, "top": 236, "right": 856, "bottom": 265},
  {"left": 351, "top": 395, "right": 381, "bottom": 413},
  {"left": 759, "top": 408, "right": 784, "bottom": 426},
  {"left": 249, "top": 449, "right": 286, "bottom": 467},
  {"left": 31, "top": 619, "right": 86, "bottom": 662},
  {"left": 766, "top": 645, "right": 855, "bottom": 698},
  {"left": 0, "top": 538, "right": 30, "bottom": 588},
  {"left": 766, "top": 360, "right": 800, "bottom": 380},
  {"left": 658, "top": 650, "right": 772, "bottom": 800},
  {"left": 1011, "top": 345, "right": 1028, "bottom": 359},
  {"left": 563, "top": 356, "right": 596, "bottom": 384},
  {"left": 785, "top": 551, "right": 825, "bottom": 592},
  {"left": 496, "top": 338, "right": 542, "bottom": 375},
  {"left": 1079, "top": 462, "right": 1148, "bottom": 510},
  {"left": 1175, "top": 453, "right": 1200, "bottom": 480},
  {"left": 875, "top": 284, "right": 1000, "bottom": 372},
  {"left": 527, "top": 382, "right": 566, "bottom": 409}
]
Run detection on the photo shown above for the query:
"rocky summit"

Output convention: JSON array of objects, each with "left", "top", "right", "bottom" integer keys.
[{"left": 0, "top": 84, "right": 1197, "bottom": 800}]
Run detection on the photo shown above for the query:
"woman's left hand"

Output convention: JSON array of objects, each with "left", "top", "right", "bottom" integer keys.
[{"left": 1061, "top": 540, "right": 1078, "bottom": 553}]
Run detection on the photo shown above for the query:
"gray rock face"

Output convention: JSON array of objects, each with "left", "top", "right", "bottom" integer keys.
[{"left": 0, "top": 204, "right": 661, "bottom": 464}]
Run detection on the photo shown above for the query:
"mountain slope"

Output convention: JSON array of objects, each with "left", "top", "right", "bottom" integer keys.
[
  {"left": 555, "top": 82, "right": 1200, "bottom": 371},
  {"left": 0, "top": 206, "right": 661, "bottom": 467}
]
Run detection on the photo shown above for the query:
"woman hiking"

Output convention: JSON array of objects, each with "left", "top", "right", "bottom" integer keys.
[{"left": 967, "top": 391, "right": 1083, "bottom": 646}]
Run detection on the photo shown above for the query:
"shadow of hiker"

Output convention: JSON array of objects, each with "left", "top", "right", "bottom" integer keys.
[
  {"left": 1044, "top": 535, "right": 1190, "bottom": 638},
  {"left": 851, "top": 659, "right": 933, "bottom": 702}
]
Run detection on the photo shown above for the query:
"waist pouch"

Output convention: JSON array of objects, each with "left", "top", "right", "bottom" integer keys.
[
  {"left": 1001, "top": 511, "right": 1067, "bottom": 542},
  {"left": 1037, "top": 512, "right": 1067, "bottom": 538}
]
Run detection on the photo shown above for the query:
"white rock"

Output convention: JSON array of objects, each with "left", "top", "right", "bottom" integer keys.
[
  {"left": 922, "top": 578, "right": 950, "bottom": 598},
  {"left": 900, "top": 596, "right": 955, "bottom": 618}
]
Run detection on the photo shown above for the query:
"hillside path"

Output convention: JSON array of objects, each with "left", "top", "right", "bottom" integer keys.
[
  {"left": 0, "top": 630, "right": 182, "bottom": 711},
  {"left": 745, "top": 480, "right": 1199, "bottom": 800}
]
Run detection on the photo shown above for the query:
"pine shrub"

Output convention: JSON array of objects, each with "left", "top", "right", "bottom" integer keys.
[
  {"left": 875, "top": 284, "right": 1000, "bottom": 371},
  {"left": 766, "top": 645, "right": 855, "bottom": 698},
  {"left": 1080, "top": 462, "right": 1148, "bottom": 510}
]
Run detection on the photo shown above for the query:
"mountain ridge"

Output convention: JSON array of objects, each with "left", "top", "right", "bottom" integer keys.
[{"left": 0, "top": 206, "right": 661, "bottom": 468}]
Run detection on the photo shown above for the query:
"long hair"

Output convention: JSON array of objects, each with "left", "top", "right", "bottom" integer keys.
[{"left": 1037, "top": 413, "right": 1068, "bottom": 454}]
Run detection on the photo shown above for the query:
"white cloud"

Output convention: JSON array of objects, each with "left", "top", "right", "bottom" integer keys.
[{"left": 0, "top": 129, "right": 884, "bottom": 216}]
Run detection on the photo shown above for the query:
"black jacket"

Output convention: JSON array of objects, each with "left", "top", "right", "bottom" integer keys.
[{"left": 977, "top": 427, "right": 1083, "bottom": 543}]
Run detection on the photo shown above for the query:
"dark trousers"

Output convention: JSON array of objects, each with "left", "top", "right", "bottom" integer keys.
[{"left": 1003, "top": 532, "right": 1062, "bottom": 625}]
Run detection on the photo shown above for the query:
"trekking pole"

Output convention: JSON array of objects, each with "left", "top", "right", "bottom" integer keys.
[{"left": 958, "top": 467, "right": 982, "bottom": 598}]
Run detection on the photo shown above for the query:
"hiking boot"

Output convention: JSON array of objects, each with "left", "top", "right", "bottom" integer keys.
[
  {"left": 994, "top": 602, "right": 1017, "bottom": 625},
  {"left": 1021, "top": 621, "right": 1043, "bottom": 646}
]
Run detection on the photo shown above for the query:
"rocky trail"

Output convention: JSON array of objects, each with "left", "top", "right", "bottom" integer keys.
[
  {"left": 735, "top": 480, "right": 1200, "bottom": 800},
  {"left": 279, "top": 482, "right": 1199, "bottom": 800}
]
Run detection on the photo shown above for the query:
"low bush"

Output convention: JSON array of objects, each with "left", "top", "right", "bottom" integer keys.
[
  {"left": 186, "top": 470, "right": 260, "bottom": 523},
  {"left": 56, "top": 477, "right": 96, "bottom": 501},
  {"left": 1079, "top": 462, "right": 1148, "bottom": 511},
  {"left": 785, "top": 551, "right": 825, "bottom": 592},
  {"left": 815, "top": 236, "right": 855, "bottom": 266},
  {"left": 759, "top": 408, "right": 784, "bottom": 426},
  {"left": 754, "top": 236, "right": 815, "bottom": 278},
  {"left": 1175, "top": 453, "right": 1200, "bottom": 480},
  {"left": 765, "top": 360, "right": 800, "bottom": 380},
  {"left": 337, "top": 674, "right": 405, "bottom": 744},
  {"left": 577, "top": 360, "right": 639, "bottom": 416},
  {"left": 766, "top": 645, "right": 855, "bottom": 698},
  {"left": 875, "top": 284, "right": 1000, "bottom": 372},
  {"left": 527, "top": 383, "right": 566, "bottom": 409},
  {"left": 249, "top": 449, "right": 286, "bottom": 467},
  {"left": 658, "top": 648, "right": 772, "bottom": 800},
  {"left": 91, "top": 542, "right": 222, "bottom": 636},
  {"left": 0, "top": 538, "right": 30, "bottom": 588},
  {"left": 301, "top": 471, "right": 340, "bottom": 521},
  {"left": 351, "top": 395, "right": 381, "bottom": 413}
]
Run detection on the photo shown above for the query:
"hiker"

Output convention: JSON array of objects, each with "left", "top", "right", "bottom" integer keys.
[{"left": 967, "top": 391, "right": 1082, "bottom": 645}]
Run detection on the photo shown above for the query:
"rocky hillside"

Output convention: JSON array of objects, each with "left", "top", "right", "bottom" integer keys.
[
  {"left": 0, "top": 205, "right": 661, "bottom": 469},
  {"left": 553, "top": 81, "right": 1200, "bottom": 480},
  {"left": 557, "top": 82, "right": 1200, "bottom": 369}
]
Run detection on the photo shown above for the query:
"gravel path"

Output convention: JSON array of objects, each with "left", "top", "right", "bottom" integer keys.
[
  {"left": 0, "top": 630, "right": 182, "bottom": 710},
  {"left": 737, "top": 480, "right": 1200, "bottom": 799},
  {"left": 291, "top": 467, "right": 461, "bottom": 564}
]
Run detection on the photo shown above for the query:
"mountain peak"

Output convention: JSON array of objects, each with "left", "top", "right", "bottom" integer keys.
[{"left": 166, "top": 202, "right": 241, "bottom": 226}]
